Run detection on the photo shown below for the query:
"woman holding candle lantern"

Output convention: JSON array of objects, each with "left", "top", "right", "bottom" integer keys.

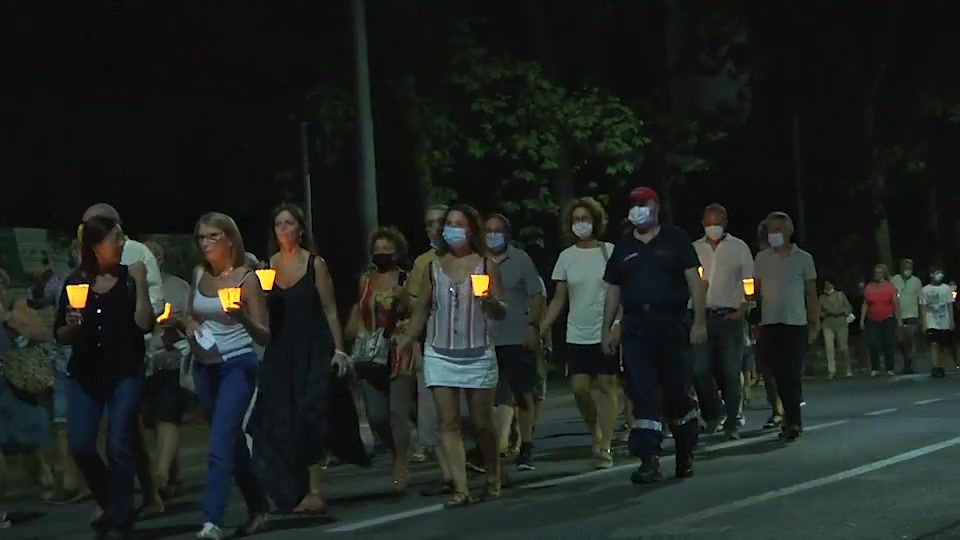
[
  {"left": 54, "top": 215, "right": 154, "bottom": 540},
  {"left": 164, "top": 212, "right": 270, "bottom": 539},
  {"left": 246, "top": 203, "right": 367, "bottom": 516},
  {"left": 398, "top": 204, "right": 508, "bottom": 508}
]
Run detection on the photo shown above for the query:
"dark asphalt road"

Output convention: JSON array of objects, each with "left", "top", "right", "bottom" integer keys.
[{"left": 5, "top": 373, "right": 960, "bottom": 540}]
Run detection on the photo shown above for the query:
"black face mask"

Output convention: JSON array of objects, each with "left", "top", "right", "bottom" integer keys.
[{"left": 372, "top": 253, "right": 396, "bottom": 272}]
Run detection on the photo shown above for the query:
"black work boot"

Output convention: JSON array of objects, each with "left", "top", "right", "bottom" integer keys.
[
  {"left": 630, "top": 456, "right": 662, "bottom": 484},
  {"left": 673, "top": 421, "right": 698, "bottom": 479}
]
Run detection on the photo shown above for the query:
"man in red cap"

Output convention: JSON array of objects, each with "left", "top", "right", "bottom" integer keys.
[{"left": 602, "top": 186, "right": 707, "bottom": 483}]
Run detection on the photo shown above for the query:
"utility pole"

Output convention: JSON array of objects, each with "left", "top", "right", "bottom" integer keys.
[
  {"left": 300, "top": 121, "right": 314, "bottom": 233},
  {"left": 352, "top": 0, "right": 379, "bottom": 249}
]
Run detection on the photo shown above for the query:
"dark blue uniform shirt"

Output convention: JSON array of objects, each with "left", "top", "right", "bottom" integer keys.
[{"left": 603, "top": 224, "right": 699, "bottom": 315}]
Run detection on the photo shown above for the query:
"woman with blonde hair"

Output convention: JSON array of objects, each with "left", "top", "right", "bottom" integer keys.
[
  {"left": 162, "top": 212, "right": 269, "bottom": 539},
  {"left": 860, "top": 263, "right": 901, "bottom": 376}
]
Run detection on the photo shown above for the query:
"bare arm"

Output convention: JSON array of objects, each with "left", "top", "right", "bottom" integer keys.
[
  {"left": 133, "top": 270, "right": 154, "bottom": 332},
  {"left": 541, "top": 282, "right": 569, "bottom": 330},
  {"left": 483, "top": 259, "right": 508, "bottom": 321},
  {"left": 314, "top": 257, "right": 345, "bottom": 351},
  {"left": 529, "top": 293, "right": 545, "bottom": 327},
  {"left": 344, "top": 274, "right": 367, "bottom": 343},
  {"left": 894, "top": 294, "right": 902, "bottom": 324},
  {"left": 239, "top": 270, "right": 270, "bottom": 345},
  {"left": 860, "top": 301, "right": 868, "bottom": 326},
  {"left": 602, "top": 284, "right": 621, "bottom": 332},
  {"left": 805, "top": 280, "right": 820, "bottom": 326}
]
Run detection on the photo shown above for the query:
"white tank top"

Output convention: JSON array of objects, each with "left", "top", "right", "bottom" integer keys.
[{"left": 191, "top": 269, "right": 254, "bottom": 361}]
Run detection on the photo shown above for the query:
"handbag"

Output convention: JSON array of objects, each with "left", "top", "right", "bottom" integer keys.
[
  {"left": 351, "top": 327, "right": 391, "bottom": 366},
  {"left": 0, "top": 343, "right": 55, "bottom": 396}
]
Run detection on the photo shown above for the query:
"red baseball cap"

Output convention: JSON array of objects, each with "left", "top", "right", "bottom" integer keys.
[{"left": 628, "top": 186, "right": 659, "bottom": 206}]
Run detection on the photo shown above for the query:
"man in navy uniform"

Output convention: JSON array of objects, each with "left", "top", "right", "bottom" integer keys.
[{"left": 602, "top": 187, "right": 707, "bottom": 483}]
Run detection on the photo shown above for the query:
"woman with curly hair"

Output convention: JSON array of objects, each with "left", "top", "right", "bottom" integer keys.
[
  {"left": 540, "top": 197, "right": 619, "bottom": 470},
  {"left": 345, "top": 227, "right": 419, "bottom": 492}
]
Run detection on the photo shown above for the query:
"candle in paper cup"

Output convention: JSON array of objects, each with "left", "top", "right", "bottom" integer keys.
[
  {"left": 470, "top": 274, "right": 490, "bottom": 297},
  {"left": 156, "top": 303, "right": 172, "bottom": 322},
  {"left": 66, "top": 284, "right": 89, "bottom": 309},
  {"left": 953, "top": 290, "right": 957, "bottom": 300},
  {"left": 217, "top": 288, "right": 242, "bottom": 311},
  {"left": 256, "top": 268, "right": 277, "bottom": 291},
  {"left": 698, "top": 266, "right": 704, "bottom": 279},
  {"left": 742, "top": 278, "right": 756, "bottom": 296}
]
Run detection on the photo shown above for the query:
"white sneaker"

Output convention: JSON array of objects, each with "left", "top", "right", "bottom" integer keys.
[{"left": 197, "top": 522, "right": 224, "bottom": 539}]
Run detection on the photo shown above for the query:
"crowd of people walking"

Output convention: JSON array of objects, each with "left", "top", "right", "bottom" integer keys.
[{"left": 0, "top": 191, "right": 956, "bottom": 539}]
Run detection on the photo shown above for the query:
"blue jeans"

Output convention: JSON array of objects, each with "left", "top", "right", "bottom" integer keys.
[
  {"left": 67, "top": 375, "right": 144, "bottom": 531},
  {"left": 193, "top": 353, "right": 266, "bottom": 526},
  {"left": 693, "top": 314, "right": 744, "bottom": 428}
]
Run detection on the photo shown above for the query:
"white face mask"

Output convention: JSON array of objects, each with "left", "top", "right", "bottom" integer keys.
[
  {"left": 933, "top": 272, "right": 944, "bottom": 282},
  {"left": 628, "top": 205, "right": 654, "bottom": 227},
  {"left": 902, "top": 270, "right": 913, "bottom": 278},
  {"left": 572, "top": 222, "right": 594, "bottom": 239},
  {"left": 767, "top": 232, "right": 785, "bottom": 248},
  {"left": 704, "top": 225, "right": 724, "bottom": 241}
]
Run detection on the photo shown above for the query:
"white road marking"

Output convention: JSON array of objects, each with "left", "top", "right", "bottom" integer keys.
[
  {"left": 864, "top": 408, "right": 898, "bottom": 416},
  {"left": 617, "top": 435, "right": 960, "bottom": 538},
  {"left": 325, "top": 419, "right": 850, "bottom": 533},
  {"left": 914, "top": 398, "right": 944, "bottom": 405}
]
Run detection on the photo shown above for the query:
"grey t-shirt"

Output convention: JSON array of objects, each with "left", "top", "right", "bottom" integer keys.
[
  {"left": 755, "top": 245, "right": 817, "bottom": 326},
  {"left": 491, "top": 246, "right": 543, "bottom": 346}
]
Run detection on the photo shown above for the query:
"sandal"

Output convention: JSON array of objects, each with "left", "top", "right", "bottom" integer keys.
[
  {"left": 443, "top": 492, "right": 472, "bottom": 509},
  {"left": 292, "top": 493, "right": 327, "bottom": 515},
  {"left": 234, "top": 513, "right": 269, "bottom": 537}
]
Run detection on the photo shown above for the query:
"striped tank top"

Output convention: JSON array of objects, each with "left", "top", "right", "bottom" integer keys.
[{"left": 426, "top": 259, "right": 491, "bottom": 357}]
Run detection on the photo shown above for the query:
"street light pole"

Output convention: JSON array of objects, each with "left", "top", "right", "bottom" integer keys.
[
  {"left": 352, "top": 0, "right": 379, "bottom": 249},
  {"left": 300, "top": 121, "right": 314, "bottom": 233}
]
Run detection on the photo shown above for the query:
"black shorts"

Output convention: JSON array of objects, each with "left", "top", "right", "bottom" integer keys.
[
  {"left": 142, "top": 369, "right": 186, "bottom": 427},
  {"left": 567, "top": 343, "right": 621, "bottom": 377},
  {"left": 495, "top": 345, "right": 538, "bottom": 406},
  {"left": 926, "top": 329, "right": 953, "bottom": 346}
]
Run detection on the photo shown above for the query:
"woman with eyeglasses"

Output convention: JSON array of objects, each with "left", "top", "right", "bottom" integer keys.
[
  {"left": 398, "top": 204, "right": 508, "bottom": 508},
  {"left": 163, "top": 212, "right": 269, "bottom": 539},
  {"left": 54, "top": 215, "right": 154, "bottom": 540}
]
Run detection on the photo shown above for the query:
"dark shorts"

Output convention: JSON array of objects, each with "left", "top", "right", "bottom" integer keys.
[
  {"left": 142, "top": 369, "right": 186, "bottom": 427},
  {"left": 495, "top": 345, "right": 538, "bottom": 406},
  {"left": 926, "top": 329, "right": 953, "bottom": 346},
  {"left": 567, "top": 343, "right": 621, "bottom": 377}
]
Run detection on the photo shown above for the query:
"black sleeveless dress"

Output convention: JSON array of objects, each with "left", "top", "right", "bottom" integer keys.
[{"left": 246, "top": 254, "right": 370, "bottom": 512}]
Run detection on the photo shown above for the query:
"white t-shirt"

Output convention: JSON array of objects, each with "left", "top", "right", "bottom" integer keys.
[
  {"left": 551, "top": 243, "right": 614, "bottom": 345},
  {"left": 920, "top": 283, "right": 954, "bottom": 330}
]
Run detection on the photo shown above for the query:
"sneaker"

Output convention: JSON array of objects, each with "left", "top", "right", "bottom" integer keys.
[
  {"left": 197, "top": 522, "right": 224, "bottom": 540},
  {"left": 845, "top": 370, "right": 854, "bottom": 378},
  {"left": 736, "top": 415, "right": 746, "bottom": 427},
  {"left": 800, "top": 401, "right": 806, "bottom": 407},
  {"left": 762, "top": 415, "right": 782, "bottom": 429},
  {"left": 516, "top": 443, "right": 535, "bottom": 471},
  {"left": 886, "top": 370, "right": 895, "bottom": 376},
  {"left": 0, "top": 512, "right": 9, "bottom": 529},
  {"left": 630, "top": 457, "right": 662, "bottom": 484},
  {"left": 594, "top": 449, "right": 614, "bottom": 470},
  {"left": 870, "top": 370, "right": 879, "bottom": 377}
]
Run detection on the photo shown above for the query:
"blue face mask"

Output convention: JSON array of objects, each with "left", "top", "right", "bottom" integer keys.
[
  {"left": 442, "top": 226, "right": 468, "bottom": 247},
  {"left": 485, "top": 232, "right": 506, "bottom": 252}
]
